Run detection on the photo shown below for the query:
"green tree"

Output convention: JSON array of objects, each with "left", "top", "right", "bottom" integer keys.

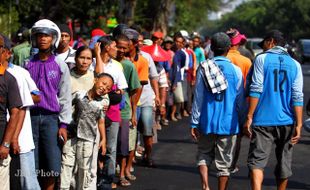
[
  {"left": 0, "top": 2, "right": 20, "bottom": 38},
  {"left": 217, "top": 0, "right": 310, "bottom": 39}
]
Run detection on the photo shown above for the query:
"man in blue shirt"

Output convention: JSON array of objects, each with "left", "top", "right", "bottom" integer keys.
[
  {"left": 191, "top": 32, "right": 246, "bottom": 190},
  {"left": 244, "top": 30, "right": 303, "bottom": 190}
]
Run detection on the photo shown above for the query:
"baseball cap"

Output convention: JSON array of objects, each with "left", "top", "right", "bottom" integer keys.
[
  {"left": 123, "top": 28, "right": 139, "bottom": 42},
  {"left": 112, "top": 24, "right": 129, "bottom": 38},
  {"left": 91, "top": 28, "right": 106, "bottom": 38},
  {"left": 152, "top": 31, "right": 164, "bottom": 39},
  {"left": 164, "top": 36, "right": 173, "bottom": 43},
  {"left": 226, "top": 28, "right": 247, "bottom": 46},
  {"left": 143, "top": 39, "right": 153, "bottom": 46},
  {"left": 89, "top": 35, "right": 102, "bottom": 49},
  {"left": 211, "top": 32, "right": 231, "bottom": 51},
  {"left": 258, "top": 30, "right": 285, "bottom": 48}
]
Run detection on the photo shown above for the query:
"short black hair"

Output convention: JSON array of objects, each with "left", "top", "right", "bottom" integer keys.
[
  {"left": 97, "top": 35, "right": 115, "bottom": 51},
  {"left": 96, "top": 72, "right": 114, "bottom": 85},
  {"left": 114, "top": 34, "right": 130, "bottom": 43}
]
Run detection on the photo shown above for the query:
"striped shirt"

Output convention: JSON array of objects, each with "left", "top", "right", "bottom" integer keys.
[{"left": 25, "top": 54, "right": 72, "bottom": 126}]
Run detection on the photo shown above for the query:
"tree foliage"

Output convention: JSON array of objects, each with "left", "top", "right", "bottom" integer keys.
[
  {"left": 216, "top": 0, "right": 310, "bottom": 39},
  {"left": 0, "top": 2, "right": 20, "bottom": 38},
  {"left": 8, "top": 0, "right": 224, "bottom": 37}
]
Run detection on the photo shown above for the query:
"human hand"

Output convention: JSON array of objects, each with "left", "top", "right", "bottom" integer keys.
[
  {"left": 58, "top": 128, "right": 68, "bottom": 144},
  {"left": 191, "top": 128, "right": 200, "bottom": 141},
  {"left": 99, "top": 140, "right": 106, "bottom": 156},
  {"left": 243, "top": 117, "right": 253, "bottom": 138},
  {"left": 0, "top": 145, "right": 9, "bottom": 160},
  {"left": 172, "top": 85, "right": 176, "bottom": 92},
  {"left": 94, "top": 42, "right": 101, "bottom": 56},
  {"left": 11, "top": 140, "right": 20, "bottom": 155},
  {"left": 159, "top": 105, "right": 166, "bottom": 116},
  {"left": 103, "top": 105, "right": 108, "bottom": 112},
  {"left": 131, "top": 115, "right": 137, "bottom": 127},
  {"left": 291, "top": 125, "right": 302, "bottom": 145},
  {"left": 155, "top": 96, "right": 160, "bottom": 106}
]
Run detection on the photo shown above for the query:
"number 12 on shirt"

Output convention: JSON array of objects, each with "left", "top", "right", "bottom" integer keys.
[{"left": 273, "top": 69, "right": 287, "bottom": 92}]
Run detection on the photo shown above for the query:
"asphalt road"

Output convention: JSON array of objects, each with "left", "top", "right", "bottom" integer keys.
[{"left": 120, "top": 65, "right": 310, "bottom": 190}]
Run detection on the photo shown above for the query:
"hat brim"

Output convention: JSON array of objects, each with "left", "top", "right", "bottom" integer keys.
[
  {"left": 231, "top": 34, "right": 247, "bottom": 46},
  {"left": 258, "top": 39, "right": 264, "bottom": 49}
]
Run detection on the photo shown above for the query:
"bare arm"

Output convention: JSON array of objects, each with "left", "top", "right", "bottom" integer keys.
[
  {"left": 151, "top": 79, "right": 160, "bottom": 106},
  {"left": 98, "top": 118, "right": 106, "bottom": 155},
  {"left": 159, "top": 87, "right": 167, "bottom": 115},
  {"left": 31, "top": 94, "right": 41, "bottom": 104},
  {"left": 243, "top": 97, "right": 259, "bottom": 138},
  {"left": 291, "top": 106, "right": 303, "bottom": 145},
  {"left": 94, "top": 42, "right": 104, "bottom": 75},
  {"left": 11, "top": 108, "right": 26, "bottom": 154},
  {"left": 0, "top": 108, "right": 19, "bottom": 159},
  {"left": 130, "top": 87, "right": 143, "bottom": 126}
]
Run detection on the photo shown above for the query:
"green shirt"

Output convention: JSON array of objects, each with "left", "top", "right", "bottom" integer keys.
[
  {"left": 120, "top": 59, "right": 141, "bottom": 119},
  {"left": 194, "top": 47, "right": 206, "bottom": 66},
  {"left": 12, "top": 41, "right": 31, "bottom": 66}
]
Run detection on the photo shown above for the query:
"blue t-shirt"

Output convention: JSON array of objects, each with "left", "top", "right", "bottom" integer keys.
[
  {"left": 158, "top": 61, "right": 170, "bottom": 72},
  {"left": 170, "top": 50, "right": 186, "bottom": 86},
  {"left": 249, "top": 46, "right": 303, "bottom": 126}
]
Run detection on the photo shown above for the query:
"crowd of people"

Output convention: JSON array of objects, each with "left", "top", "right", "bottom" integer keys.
[{"left": 0, "top": 17, "right": 304, "bottom": 190}]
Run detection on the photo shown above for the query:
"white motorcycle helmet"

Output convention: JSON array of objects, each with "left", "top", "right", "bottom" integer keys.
[{"left": 31, "top": 19, "right": 60, "bottom": 50}]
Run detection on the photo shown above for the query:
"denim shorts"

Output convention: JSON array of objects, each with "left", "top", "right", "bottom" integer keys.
[
  {"left": 31, "top": 110, "right": 61, "bottom": 177},
  {"left": 247, "top": 125, "right": 294, "bottom": 179},
  {"left": 137, "top": 106, "right": 154, "bottom": 136}
]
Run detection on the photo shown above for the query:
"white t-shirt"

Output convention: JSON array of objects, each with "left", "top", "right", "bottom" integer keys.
[
  {"left": 102, "top": 59, "right": 128, "bottom": 90},
  {"left": 139, "top": 51, "right": 159, "bottom": 107},
  {"left": 55, "top": 47, "right": 76, "bottom": 69},
  {"left": 7, "top": 63, "right": 38, "bottom": 153}
]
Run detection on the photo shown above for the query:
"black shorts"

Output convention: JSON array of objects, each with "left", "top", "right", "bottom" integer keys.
[{"left": 247, "top": 125, "right": 294, "bottom": 179}]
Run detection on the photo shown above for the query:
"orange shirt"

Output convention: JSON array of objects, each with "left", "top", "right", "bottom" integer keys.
[
  {"left": 132, "top": 54, "right": 149, "bottom": 85},
  {"left": 227, "top": 49, "right": 252, "bottom": 85}
]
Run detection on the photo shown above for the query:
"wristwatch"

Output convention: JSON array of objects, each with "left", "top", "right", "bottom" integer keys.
[
  {"left": 160, "top": 104, "right": 166, "bottom": 108},
  {"left": 2, "top": 142, "right": 10, "bottom": 148}
]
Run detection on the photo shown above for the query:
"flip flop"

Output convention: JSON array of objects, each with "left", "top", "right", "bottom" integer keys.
[
  {"left": 119, "top": 177, "right": 131, "bottom": 187},
  {"left": 126, "top": 174, "right": 137, "bottom": 181}
]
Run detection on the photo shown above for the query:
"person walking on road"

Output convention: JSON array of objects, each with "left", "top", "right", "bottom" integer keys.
[
  {"left": 244, "top": 30, "right": 304, "bottom": 190},
  {"left": 191, "top": 32, "right": 246, "bottom": 190}
]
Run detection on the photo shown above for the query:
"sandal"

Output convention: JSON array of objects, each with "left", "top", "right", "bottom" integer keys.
[
  {"left": 125, "top": 174, "right": 137, "bottom": 181},
  {"left": 119, "top": 177, "right": 131, "bottom": 187}
]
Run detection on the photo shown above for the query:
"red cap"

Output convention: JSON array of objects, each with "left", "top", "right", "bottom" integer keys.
[
  {"left": 91, "top": 28, "right": 106, "bottom": 37},
  {"left": 152, "top": 31, "right": 164, "bottom": 39},
  {"left": 141, "top": 44, "right": 171, "bottom": 62}
]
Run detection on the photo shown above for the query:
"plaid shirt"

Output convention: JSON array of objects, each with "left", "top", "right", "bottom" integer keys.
[{"left": 200, "top": 59, "right": 228, "bottom": 94}]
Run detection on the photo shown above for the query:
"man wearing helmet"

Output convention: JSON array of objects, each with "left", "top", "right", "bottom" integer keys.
[{"left": 25, "top": 19, "right": 72, "bottom": 190}]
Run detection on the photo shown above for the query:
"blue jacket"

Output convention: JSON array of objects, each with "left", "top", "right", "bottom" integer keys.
[
  {"left": 249, "top": 46, "right": 303, "bottom": 126},
  {"left": 191, "top": 56, "right": 246, "bottom": 135}
]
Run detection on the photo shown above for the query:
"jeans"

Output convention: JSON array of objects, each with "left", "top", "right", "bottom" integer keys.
[
  {"left": 31, "top": 112, "right": 61, "bottom": 176},
  {"left": 20, "top": 150, "right": 41, "bottom": 190},
  {"left": 99, "top": 121, "right": 119, "bottom": 189}
]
